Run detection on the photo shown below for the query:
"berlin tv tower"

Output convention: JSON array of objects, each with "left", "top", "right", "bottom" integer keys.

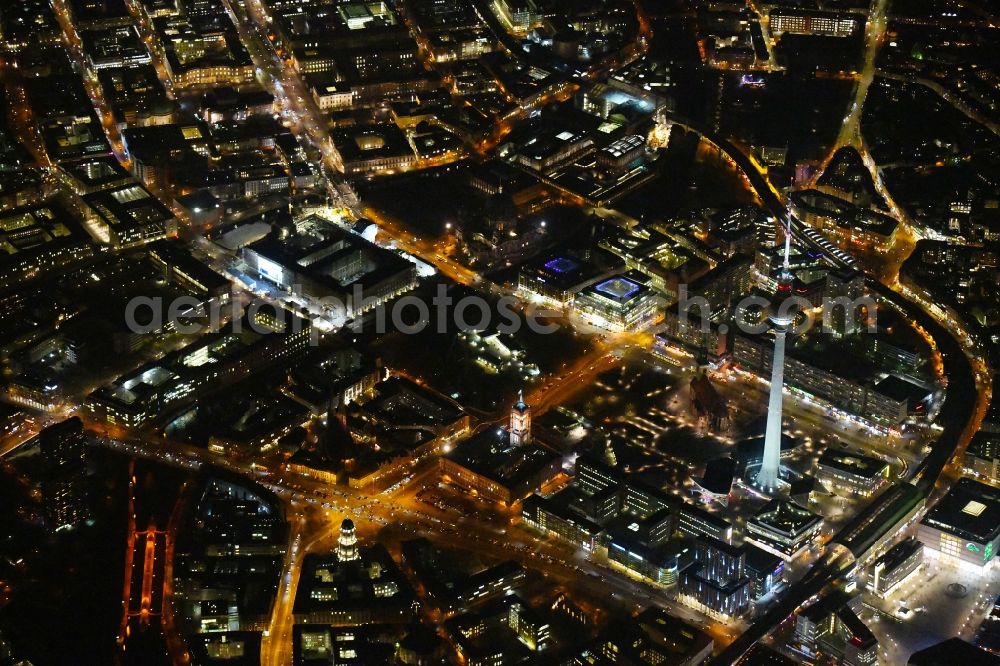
[{"left": 756, "top": 217, "right": 796, "bottom": 491}]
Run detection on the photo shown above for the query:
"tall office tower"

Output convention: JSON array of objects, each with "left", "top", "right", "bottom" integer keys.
[
  {"left": 39, "top": 417, "right": 90, "bottom": 530},
  {"left": 756, "top": 225, "right": 796, "bottom": 491},
  {"left": 510, "top": 390, "right": 531, "bottom": 446}
]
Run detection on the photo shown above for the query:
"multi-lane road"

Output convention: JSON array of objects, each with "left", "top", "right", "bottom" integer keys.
[
  {"left": 22, "top": 0, "right": 997, "bottom": 663},
  {"left": 95, "top": 429, "right": 742, "bottom": 661}
]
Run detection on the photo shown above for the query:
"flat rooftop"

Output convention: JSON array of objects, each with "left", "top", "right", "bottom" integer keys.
[
  {"left": 62, "top": 156, "right": 132, "bottom": 189},
  {"left": 0, "top": 200, "right": 87, "bottom": 258},
  {"left": 967, "top": 431, "right": 1000, "bottom": 462},
  {"left": 594, "top": 276, "right": 643, "bottom": 301},
  {"left": 520, "top": 252, "right": 603, "bottom": 292},
  {"left": 445, "top": 427, "right": 560, "bottom": 490},
  {"left": 908, "top": 637, "right": 1000, "bottom": 666},
  {"left": 292, "top": 545, "right": 414, "bottom": 617},
  {"left": 874, "top": 374, "right": 931, "bottom": 408},
  {"left": 817, "top": 449, "right": 889, "bottom": 480},
  {"left": 750, "top": 500, "right": 821, "bottom": 536},
  {"left": 870, "top": 536, "right": 922, "bottom": 574},
  {"left": 921, "top": 477, "right": 1000, "bottom": 545}
]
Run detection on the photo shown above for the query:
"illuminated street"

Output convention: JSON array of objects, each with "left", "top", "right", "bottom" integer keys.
[{"left": 0, "top": 0, "right": 999, "bottom": 664}]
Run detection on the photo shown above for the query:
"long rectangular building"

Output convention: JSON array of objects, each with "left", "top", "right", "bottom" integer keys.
[
  {"left": 241, "top": 216, "right": 417, "bottom": 320},
  {"left": 0, "top": 200, "right": 95, "bottom": 285},
  {"left": 816, "top": 449, "right": 890, "bottom": 499},
  {"left": 521, "top": 492, "right": 602, "bottom": 552},
  {"left": 770, "top": 9, "right": 862, "bottom": 37},
  {"left": 965, "top": 431, "right": 1000, "bottom": 485},
  {"left": 85, "top": 306, "right": 311, "bottom": 429},
  {"left": 867, "top": 537, "right": 923, "bottom": 598},
  {"left": 733, "top": 333, "right": 910, "bottom": 427}
]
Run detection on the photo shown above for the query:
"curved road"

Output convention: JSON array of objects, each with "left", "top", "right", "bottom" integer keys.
[{"left": 699, "top": 118, "right": 985, "bottom": 666}]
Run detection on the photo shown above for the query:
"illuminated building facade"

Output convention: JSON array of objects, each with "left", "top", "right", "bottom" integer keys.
[
  {"left": 39, "top": 417, "right": 91, "bottom": 530},
  {"left": 965, "top": 431, "right": 1000, "bottom": 485},
  {"left": 790, "top": 189, "right": 898, "bottom": 253},
  {"left": 337, "top": 518, "right": 359, "bottom": 562},
  {"left": 508, "top": 599, "right": 550, "bottom": 652},
  {"left": 517, "top": 254, "right": 602, "bottom": 307},
  {"left": 579, "top": 609, "right": 713, "bottom": 666},
  {"left": 675, "top": 502, "right": 733, "bottom": 543},
  {"left": 769, "top": 10, "right": 861, "bottom": 37},
  {"left": 918, "top": 478, "right": 1000, "bottom": 570},
  {"left": 85, "top": 308, "right": 312, "bottom": 428},
  {"left": 656, "top": 314, "right": 729, "bottom": 363},
  {"left": 241, "top": 218, "right": 418, "bottom": 319},
  {"left": 744, "top": 544, "right": 784, "bottom": 601},
  {"left": 520, "top": 493, "right": 602, "bottom": 552},
  {"left": 794, "top": 591, "right": 877, "bottom": 666},
  {"left": 157, "top": 15, "right": 255, "bottom": 89},
  {"left": 311, "top": 83, "right": 355, "bottom": 110},
  {"left": 0, "top": 200, "right": 96, "bottom": 285},
  {"left": 867, "top": 537, "right": 923, "bottom": 598},
  {"left": 509, "top": 390, "right": 531, "bottom": 445},
  {"left": 815, "top": 449, "right": 890, "bottom": 499},
  {"left": 607, "top": 536, "right": 682, "bottom": 585},
  {"left": 147, "top": 240, "right": 231, "bottom": 304},
  {"left": 595, "top": 134, "right": 647, "bottom": 178},
  {"left": 491, "top": 0, "right": 539, "bottom": 32},
  {"left": 446, "top": 596, "right": 550, "bottom": 663},
  {"left": 81, "top": 183, "right": 178, "bottom": 249},
  {"left": 439, "top": 427, "right": 561, "bottom": 505},
  {"left": 677, "top": 535, "right": 752, "bottom": 620},
  {"left": 573, "top": 276, "right": 659, "bottom": 332},
  {"left": 513, "top": 130, "right": 594, "bottom": 174},
  {"left": 332, "top": 126, "right": 419, "bottom": 175},
  {"left": 733, "top": 333, "right": 911, "bottom": 427},
  {"left": 292, "top": 545, "right": 417, "bottom": 626},
  {"left": 745, "top": 500, "right": 822, "bottom": 561}
]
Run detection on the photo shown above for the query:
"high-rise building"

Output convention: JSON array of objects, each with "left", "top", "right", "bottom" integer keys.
[
  {"left": 510, "top": 390, "right": 531, "bottom": 446},
  {"left": 678, "top": 535, "right": 752, "bottom": 620},
  {"left": 756, "top": 225, "right": 795, "bottom": 491},
  {"left": 744, "top": 543, "right": 785, "bottom": 601},
  {"left": 38, "top": 417, "right": 90, "bottom": 530},
  {"left": 337, "top": 518, "right": 359, "bottom": 562}
]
